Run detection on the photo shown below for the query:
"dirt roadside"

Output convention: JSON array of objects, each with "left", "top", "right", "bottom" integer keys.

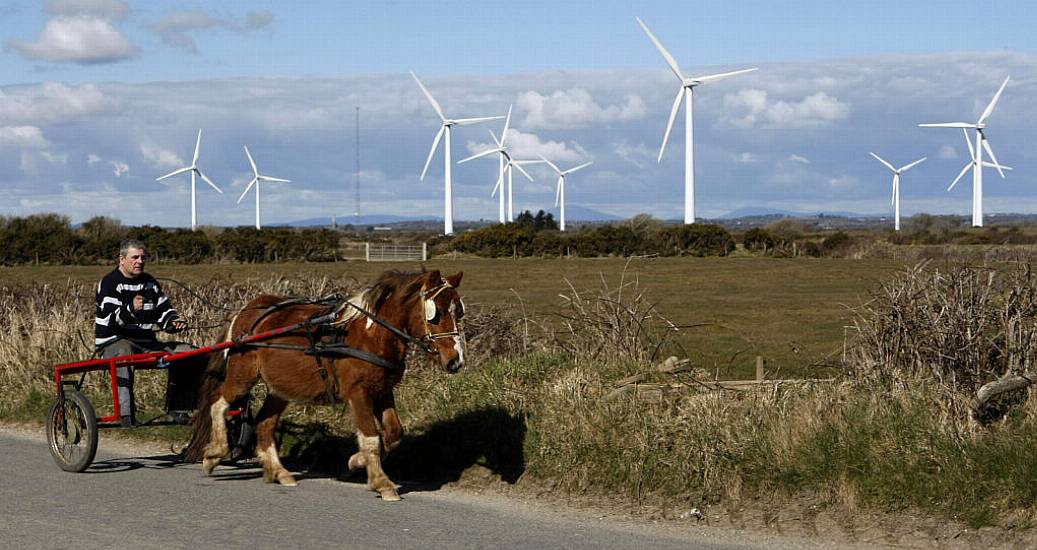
[{"left": 13, "top": 422, "right": 1035, "bottom": 550}]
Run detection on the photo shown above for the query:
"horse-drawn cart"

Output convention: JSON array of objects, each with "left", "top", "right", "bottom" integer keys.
[{"left": 46, "top": 312, "right": 338, "bottom": 472}]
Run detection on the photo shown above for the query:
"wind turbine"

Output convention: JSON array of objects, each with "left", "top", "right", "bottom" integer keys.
[
  {"left": 411, "top": 71, "right": 503, "bottom": 235},
  {"left": 538, "top": 155, "right": 593, "bottom": 231},
  {"left": 457, "top": 106, "right": 545, "bottom": 223},
  {"left": 869, "top": 153, "right": 926, "bottom": 231},
  {"left": 237, "top": 145, "right": 291, "bottom": 230},
  {"left": 919, "top": 76, "right": 1012, "bottom": 227},
  {"left": 636, "top": 17, "right": 757, "bottom": 224},
  {"left": 155, "top": 129, "right": 222, "bottom": 230}
]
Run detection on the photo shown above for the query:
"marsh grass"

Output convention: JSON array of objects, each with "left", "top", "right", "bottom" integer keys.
[{"left": 6, "top": 259, "right": 1037, "bottom": 528}]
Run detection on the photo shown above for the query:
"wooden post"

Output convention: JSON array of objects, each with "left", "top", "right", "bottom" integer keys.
[{"left": 755, "top": 356, "right": 765, "bottom": 381}]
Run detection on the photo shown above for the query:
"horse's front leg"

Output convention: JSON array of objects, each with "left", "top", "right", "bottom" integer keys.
[
  {"left": 379, "top": 394, "right": 403, "bottom": 455},
  {"left": 347, "top": 395, "right": 400, "bottom": 501},
  {"left": 253, "top": 394, "right": 296, "bottom": 486}
]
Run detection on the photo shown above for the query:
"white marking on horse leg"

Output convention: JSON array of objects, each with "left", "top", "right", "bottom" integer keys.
[
  {"left": 358, "top": 433, "right": 400, "bottom": 501},
  {"left": 202, "top": 397, "right": 230, "bottom": 475},
  {"left": 263, "top": 442, "right": 297, "bottom": 486}
]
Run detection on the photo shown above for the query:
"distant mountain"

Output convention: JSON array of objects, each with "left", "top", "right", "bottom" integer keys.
[
  {"left": 719, "top": 207, "right": 881, "bottom": 219},
  {"left": 544, "top": 205, "right": 622, "bottom": 222},
  {"left": 277, "top": 214, "right": 433, "bottom": 227}
]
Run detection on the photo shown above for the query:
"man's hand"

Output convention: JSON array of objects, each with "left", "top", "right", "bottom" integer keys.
[
  {"left": 132, "top": 295, "right": 144, "bottom": 312},
  {"left": 168, "top": 319, "right": 188, "bottom": 333}
]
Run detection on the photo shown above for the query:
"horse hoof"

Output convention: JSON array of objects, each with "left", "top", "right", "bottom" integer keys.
[
  {"left": 378, "top": 488, "right": 401, "bottom": 502},
  {"left": 277, "top": 472, "right": 298, "bottom": 487},
  {"left": 202, "top": 458, "right": 220, "bottom": 476}
]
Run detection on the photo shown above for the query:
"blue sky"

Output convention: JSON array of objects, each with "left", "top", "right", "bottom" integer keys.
[{"left": 0, "top": 0, "right": 1035, "bottom": 227}]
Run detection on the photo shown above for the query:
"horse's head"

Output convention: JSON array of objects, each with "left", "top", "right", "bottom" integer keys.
[{"left": 413, "top": 270, "right": 466, "bottom": 373}]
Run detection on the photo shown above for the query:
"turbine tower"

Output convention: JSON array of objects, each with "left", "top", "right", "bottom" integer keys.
[
  {"left": 156, "top": 129, "right": 222, "bottom": 230},
  {"left": 237, "top": 145, "right": 291, "bottom": 230},
  {"left": 919, "top": 76, "right": 1011, "bottom": 227},
  {"left": 538, "top": 155, "right": 593, "bottom": 232},
  {"left": 411, "top": 71, "right": 503, "bottom": 235},
  {"left": 636, "top": 17, "right": 757, "bottom": 224},
  {"left": 869, "top": 153, "right": 926, "bottom": 231}
]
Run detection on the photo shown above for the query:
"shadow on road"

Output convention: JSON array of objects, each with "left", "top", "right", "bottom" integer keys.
[{"left": 278, "top": 406, "right": 527, "bottom": 493}]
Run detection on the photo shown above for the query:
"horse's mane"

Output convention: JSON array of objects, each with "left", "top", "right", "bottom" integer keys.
[{"left": 366, "top": 270, "right": 426, "bottom": 314}]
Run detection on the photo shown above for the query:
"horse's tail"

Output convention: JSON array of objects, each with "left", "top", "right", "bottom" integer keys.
[{"left": 183, "top": 348, "right": 229, "bottom": 462}]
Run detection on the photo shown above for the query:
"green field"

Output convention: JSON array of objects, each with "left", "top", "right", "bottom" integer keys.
[{"left": 0, "top": 257, "right": 900, "bottom": 378}]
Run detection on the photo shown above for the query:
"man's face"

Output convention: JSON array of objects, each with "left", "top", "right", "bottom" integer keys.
[{"left": 118, "top": 247, "right": 147, "bottom": 278}]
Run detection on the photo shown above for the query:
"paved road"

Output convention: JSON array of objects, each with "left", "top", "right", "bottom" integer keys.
[{"left": 1, "top": 428, "right": 832, "bottom": 550}]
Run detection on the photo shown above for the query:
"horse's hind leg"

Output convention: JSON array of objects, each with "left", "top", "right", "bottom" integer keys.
[
  {"left": 254, "top": 394, "right": 296, "bottom": 486},
  {"left": 202, "top": 356, "right": 257, "bottom": 475}
]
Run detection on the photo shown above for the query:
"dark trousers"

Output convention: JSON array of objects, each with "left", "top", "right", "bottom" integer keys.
[{"left": 99, "top": 339, "right": 196, "bottom": 419}]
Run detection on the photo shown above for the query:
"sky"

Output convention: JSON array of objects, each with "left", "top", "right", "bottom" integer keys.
[{"left": 0, "top": 0, "right": 1035, "bottom": 228}]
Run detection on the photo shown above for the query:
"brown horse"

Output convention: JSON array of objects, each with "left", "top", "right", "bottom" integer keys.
[{"left": 185, "top": 269, "right": 465, "bottom": 501}]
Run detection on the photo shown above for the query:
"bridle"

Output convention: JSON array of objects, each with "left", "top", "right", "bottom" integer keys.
[{"left": 418, "top": 280, "right": 464, "bottom": 354}]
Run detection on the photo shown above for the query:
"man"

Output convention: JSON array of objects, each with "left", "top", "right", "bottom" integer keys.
[{"left": 95, "top": 239, "right": 190, "bottom": 427}]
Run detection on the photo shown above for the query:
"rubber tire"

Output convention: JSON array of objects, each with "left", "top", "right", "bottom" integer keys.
[
  {"left": 46, "top": 390, "right": 98, "bottom": 473},
  {"left": 226, "top": 406, "right": 255, "bottom": 463}
]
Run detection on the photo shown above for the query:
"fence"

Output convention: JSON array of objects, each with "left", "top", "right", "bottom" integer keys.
[{"left": 365, "top": 242, "right": 427, "bottom": 262}]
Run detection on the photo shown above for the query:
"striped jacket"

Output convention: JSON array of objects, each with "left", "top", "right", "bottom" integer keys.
[{"left": 95, "top": 269, "right": 181, "bottom": 349}]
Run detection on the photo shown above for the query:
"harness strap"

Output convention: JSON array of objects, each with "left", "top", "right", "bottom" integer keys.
[
  {"left": 305, "top": 323, "right": 338, "bottom": 406},
  {"left": 241, "top": 342, "right": 406, "bottom": 371}
]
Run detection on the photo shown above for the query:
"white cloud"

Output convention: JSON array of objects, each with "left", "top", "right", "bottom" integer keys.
[
  {"left": 938, "top": 145, "right": 958, "bottom": 159},
  {"left": 87, "top": 153, "right": 101, "bottom": 165},
  {"left": 724, "top": 89, "right": 850, "bottom": 129},
  {"left": 39, "top": 151, "right": 68, "bottom": 164},
  {"left": 139, "top": 144, "right": 182, "bottom": 169},
  {"left": 46, "top": 0, "right": 128, "bottom": 20},
  {"left": 0, "top": 126, "right": 48, "bottom": 148},
  {"left": 788, "top": 154, "right": 810, "bottom": 164},
  {"left": 466, "top": 129, "right": 584, "bottom": 164},
  {"left": 6, "top": 15, "right": 135, "bottom": 64},
  {"left": 111, "top": 160, "right": 128, "bottom": 177},
  {"left": 828, "top": 174, "right": 858, "bottom": 189},
  {"left": 150, "top": 10, "right": 275, "bottom": 54},
  {"left": 0, "top": 83, "right": 114, "bottom": 126},
  {"left": 734, "top": 152, "right": 758, "bottom": 163},
  {"left": 613, "top": 140, "right": 656, "bottom": 168},
  {"left": 518, "top": 88, "right": 646, "bottom": 130}
]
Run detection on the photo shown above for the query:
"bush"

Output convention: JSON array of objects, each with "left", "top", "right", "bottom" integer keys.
[
  {"left": 743, "top": 228, "right": 775, "bottom": 253},
  {"left": 656, "top": 224, "right": 735, "bottom": 256}
]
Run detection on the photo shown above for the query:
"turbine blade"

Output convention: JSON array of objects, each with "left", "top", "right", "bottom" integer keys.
[
  {"left": 512, "top": 162, "right": 534, "bottom": 181},
  {"left": 918, "top": 122, "right": 977, "bottom": 128},
  {"left": 489, "top": 129, "right": 502, "bottom": 147},
  {"left": 237, "top": 177, "right": 258, "bottom": 203},
  {"left": 192, "top": 129, "right": 202, "bottom": 165},
  {"left": 420, "top": 126, "right": 445, "bottom": 181},
  {"left": 155, "top": 166, "right": 192, "bottom": 181},
  {"left": 501, "top": 105, "right": 512, "bottom": 146},
  {"left": 980, "top": 137, "right": 1006, "bottom": 178},
  {"left": 869, "top": 152, "right": 896, "bottom": 173},
  {"left": 454, "top": 115, "right": 505, "bottom": 125},
  {"left": 947, "top": 162, "right": 972, "bottom": 191},
  {"left": 563, "top": 161, "right": 594, "bottom": 175},
  {"left": 244, "top": 145, "right": 258, "bottom": 176},
  {"left": 457, "top": 147, "right": 499, "bottom": 164},
  {"left": 635, "top": 17, "right": 683, "bottom": 80},
  {"left": 555, "top": 176, "right": 563, "bottom": 207},
  {"left": 692, "top": 67, "right": 758, "bottom": 84},
  {"left": 537, "top": 154, "right": 562, "bottom": 174},
  {"left": 260, "top": 176, "right": 291, "bottom": 183},
  {"left": 962, "top": 128, "right": 975, "bottom": 159},
  {"left": 410, "top": 71, "right": 446, "bottom": 122},
  {"left": 197, "top": 170, "right": 222, "bottom": 193},
  {"left": 978, "top": 75, "right": 1010, "bottom": 125},
  {"left": 491, "top": 172, "right": 503, "bottom": 197},
  {"left": 898, "top": 157, "right": 927, "bottom": 173},
  {"left": 891, "top": 175, "right": 898, "bottom": 207},
  {"left": 658, "top": 86, "right": 684, "bottom": 162},
  {"left": 982, "top": 162, "right": 1013, "bottom": 171}
]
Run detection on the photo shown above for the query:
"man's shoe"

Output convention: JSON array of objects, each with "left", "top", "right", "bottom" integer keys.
[{"left": 120, "top": 416, "right": 135, "bottom": 428}]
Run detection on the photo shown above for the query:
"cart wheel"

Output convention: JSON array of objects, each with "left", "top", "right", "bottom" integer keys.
[
  {"left": 226, "top": 407, "right": 255, "bottom": 463},
  {"left": 46, "top": 390, "right": 98, "bottom": 472}
]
